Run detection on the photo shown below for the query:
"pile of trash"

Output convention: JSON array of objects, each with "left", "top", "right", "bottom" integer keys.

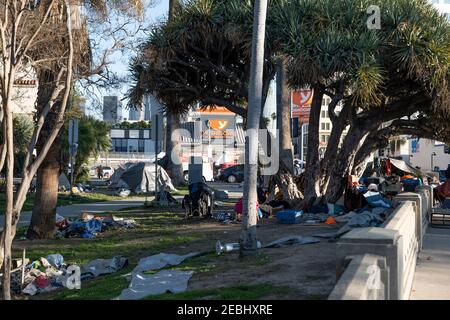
[
  {"left": 13, "top": 254, "right": 128, "bottom": 296},
  {"left": 55, "top": 213, "right": 137, "bottom": 239}
]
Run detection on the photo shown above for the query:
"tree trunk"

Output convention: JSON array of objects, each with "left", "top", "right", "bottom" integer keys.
[
  {"left": 168, "top": 111, "right": 184, "bottom": 186},
  {"left": 239, "top": 0, "right": 267, "bottom": 257},
  {"left": 168, "top": 0, "right": 178, "bottom": 22},
  {"left": 275, "top": 57, "right": 302, "bottom": 201},
  {"left": 27, "top": 132, "right": 62, "bottom": 239},
  {"left": 303, "top": 86, "right": 324, "bottom": 205},
  {"left": 324, "top": 124, "right": 369, "bottom": 203},
  {"left": 2, "top": 102, "right": 14, "bottom": 300}
]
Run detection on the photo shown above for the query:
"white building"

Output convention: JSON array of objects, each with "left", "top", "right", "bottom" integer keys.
[{"left": 409, "top": 139, "right": 450, "bottom": 172}]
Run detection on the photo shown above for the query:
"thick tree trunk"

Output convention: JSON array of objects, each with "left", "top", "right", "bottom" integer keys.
[
  {"left": 27, "top": 133, "right": 61, "bottom": 239},
  {"left": 275, "top": 57, "right": 302, "bottom": 201},
  {"left": 240, "top": 0, "right": 267, "bottom": 257},
  {"left": 303, "top": 86, "right": 324, "bottom": 205},
  {"left": 319, "top": 102, "right": 349, "bottom": 194},
  {"left": 324, "top": 124, "right": 369, "bottom": 203}
]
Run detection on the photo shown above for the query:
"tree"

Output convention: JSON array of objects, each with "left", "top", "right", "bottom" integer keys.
[
  {"left": 128, "top": 0, "right": 279, "bottom": 190},
  {"left": 0, "top": 0, "right": 75, "bottom": 299},
  {"left": 275, "top": 0, "right": 450, "bottom": 204},
  {"left": 28, "top": 0, "right": 147, "bottom": 240},
  {"left": 69, "top": 115, "right": 111, "bottom": 181},
  {"left": 239, "top": 0, "right": 268, "bottom": 257}
]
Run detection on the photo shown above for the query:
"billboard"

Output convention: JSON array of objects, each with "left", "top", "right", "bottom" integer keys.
[
  {"left": 291, "top": 89, "right": 313, "bottom": 123},
  {"left": 198, "top": 107, "right": 236, "bottom": 143}
]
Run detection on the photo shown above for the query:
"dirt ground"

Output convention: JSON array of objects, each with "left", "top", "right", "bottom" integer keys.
[{"left": 173, "top": 218, "right": 339, "bottom": 300}]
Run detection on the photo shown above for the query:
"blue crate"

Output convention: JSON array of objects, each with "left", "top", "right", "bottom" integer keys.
[{"left": 276, "top": 210, "right": 303, "bottom": 224}]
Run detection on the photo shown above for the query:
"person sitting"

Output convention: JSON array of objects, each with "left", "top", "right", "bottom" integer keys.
[{"left": 436, "top": 167, "right": 450, "bottom": 208}]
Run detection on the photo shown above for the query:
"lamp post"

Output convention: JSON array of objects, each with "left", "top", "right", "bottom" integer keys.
[{"left": 431, "top": 152, "right": 437, "bottom": 171}]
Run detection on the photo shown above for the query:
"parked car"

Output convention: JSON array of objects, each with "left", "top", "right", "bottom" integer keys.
[
  {"left": 89, "top": 165, "right": 114, "bottom": 179},
  {"left": 217, "top": 164, "right": 244, "bottom": 183},
  {"left": 182, "top": 161, "right": 214, "bottom": 182}
]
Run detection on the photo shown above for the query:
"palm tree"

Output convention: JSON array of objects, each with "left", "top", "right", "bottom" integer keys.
[{"left": 239, "top": 0, "right": 268, "bottom": 257}]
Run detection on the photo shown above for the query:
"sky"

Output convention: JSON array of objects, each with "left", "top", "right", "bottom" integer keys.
[
  {"left": 87, "top": 0, "right": 277, "bottom": 123},
  {"left": 86, "top": 0, "right": 169, "bottom": 119}
]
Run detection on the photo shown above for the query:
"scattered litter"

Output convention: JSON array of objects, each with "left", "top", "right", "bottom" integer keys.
[
  {"left": 215, "top": 240, "right": 262, "bottom": 255},
  {"left": 324, "top": 216, "right": 337, "bottom": 225},
  {"left": 116, "top": 270, "right": 194, "bottom": 300},
  {"left": 55, "top": 212, "right": 137, "bottom": 239},
  {"left": 262, "top": 236, "right": 320, "bottom": 248},
  {"left": 133, "top": 252, "right": 200, "bottom": 274},
  {"left": 335, "top": 209, "right": 387, "bottom": 237},
  {"left": 14, "top": 253, "right": 128, "bottom": 296},
  {"left": 276, "top": 210, "right": 303, "bottom": 224},
  {"left": 82, "top": 256, "right": 128, "bottom": 279},
  {"left": 212, "top": 212, "right": 233, "bottom": 222},
  {"left": 117, "top": 252, "right": 200, "bottom": 300},
  {"left": 46, "top": 254, "right": 64, "bottom": 268}
]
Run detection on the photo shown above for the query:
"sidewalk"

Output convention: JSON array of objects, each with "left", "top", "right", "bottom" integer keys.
[
  {"left": 410, "top": 227, "right": 450, "bottom": 300},
  {"left": 0, "top": 197, "right": 148, "bottom": 230}
]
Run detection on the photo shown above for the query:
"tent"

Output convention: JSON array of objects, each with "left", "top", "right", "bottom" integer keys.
[
  {"left": 108, "top": 162, "right": 177, "bottom": 194},
  {"left": 58, "top": 173, "right": 71, "bottom": 190},
  {"left": 389, "top": 158, "right": 419, "bottom": 175}
]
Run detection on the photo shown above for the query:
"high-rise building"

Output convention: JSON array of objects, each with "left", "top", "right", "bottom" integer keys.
[
  {"left": 103, "top": 96, "right": 122, "bottom": 123},
  {"left": 128, "top": 106, "right": 142, "bottom": 121}
]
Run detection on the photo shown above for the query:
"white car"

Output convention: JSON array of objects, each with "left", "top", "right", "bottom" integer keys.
[
  {"left": 182, "top": 159, "right": 214, "bottom": 182},
  {"left": 90, "top": 166, "right": 114, "bottom": 179}
]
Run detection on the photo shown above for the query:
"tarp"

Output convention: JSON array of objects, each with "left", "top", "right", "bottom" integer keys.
[
  {"left": 58, "top": 173, "right": 71, "bottom": 190},
  {"left": 108, "top": 162, "right": 177, "bottom": 194},
  {"left": 116, "top": 252, "right": 199, "bottom": 300},
  {"left": 389, "top": 158, "right": 418, "bottom": 175}
]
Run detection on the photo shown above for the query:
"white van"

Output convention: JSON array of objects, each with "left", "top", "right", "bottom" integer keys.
[{"left": 182, "top": 157, "right": 214, "bottom": 182}]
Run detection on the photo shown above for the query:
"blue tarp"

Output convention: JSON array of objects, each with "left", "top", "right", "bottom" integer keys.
[{"left": 67, "top": 219, "right": 102, "bottom": 238}]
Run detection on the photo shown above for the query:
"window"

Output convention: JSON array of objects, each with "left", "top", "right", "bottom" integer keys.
[
  {"left": 321, "top": 123, "right": 326, "bottom": 130},
  {"left": 326, "top": 123, "right": 331, "bottom": 131},
  {"left": 320, "top": 135, "right": 329, "bottom": 143},
  {"left": 321, "top": 110, "right": 326, "bottom": 118},
  {"left": 138, "top": 139, "right": 145, "bottom": 153}
]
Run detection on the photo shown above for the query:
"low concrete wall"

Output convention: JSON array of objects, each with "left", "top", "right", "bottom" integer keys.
[
  {"left": 393, "top": 192, "right": 429, "bottom": 250},
  {"left": 334, "top": 200, "right": 419, "bottom": 300},
  {"left": 328, "top": 254, "right": 389, "bottom": 300}
]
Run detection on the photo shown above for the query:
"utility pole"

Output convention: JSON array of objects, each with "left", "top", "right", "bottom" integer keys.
[{"left": 68, "top": 119, "right": 79, "bottom": 196}]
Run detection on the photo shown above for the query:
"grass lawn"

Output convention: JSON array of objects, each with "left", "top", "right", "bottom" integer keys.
[
  {"left": 0, "top": 192, "right": 127, "bottom": 214},
  {"left": 13, "top": 205, "right": 295, "bottom": 300}
]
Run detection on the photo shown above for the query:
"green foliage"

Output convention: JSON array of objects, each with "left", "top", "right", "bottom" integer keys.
[
  {"left": 116, "top": 120, "right": 151, "bottom": 129},
  {"left": 62, "top": 115, "right": 111, "bottom": 181}
]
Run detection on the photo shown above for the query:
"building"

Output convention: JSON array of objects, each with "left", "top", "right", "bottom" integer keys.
[
  {"left": 127, "top": 94, "right": 163, "bottom": 121},
  {"left": 291, "top": 90, "right": 348, "bottom": 161},
  {"left": 409, "top": 139, "right": 450, "bottom": 172},
  {"left": 103, "top": 96, "right": 122, "bottom": 123}
]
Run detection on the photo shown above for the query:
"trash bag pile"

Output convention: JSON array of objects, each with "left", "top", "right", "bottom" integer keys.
[
  {"left": 13, "top": 254, "right": 128, "bottom": 296},
  {"left": 55, "top": 213, "right": 137, "bottom": 239}
]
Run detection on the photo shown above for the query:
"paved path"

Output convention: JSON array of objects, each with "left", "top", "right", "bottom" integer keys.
[
  {"left": 0, "top": 197, "right": 148, "bottom": 230},
  {"left": 411, "top": 227, "right": 450, "bottom": 299}
]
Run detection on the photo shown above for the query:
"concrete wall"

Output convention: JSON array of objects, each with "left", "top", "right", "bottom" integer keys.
[
  {"left": 331, "top": 190, "right": 431, "bottom": 300},
  {"left": 328, "top": 254, "right": 389, "bottom": 300}
]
